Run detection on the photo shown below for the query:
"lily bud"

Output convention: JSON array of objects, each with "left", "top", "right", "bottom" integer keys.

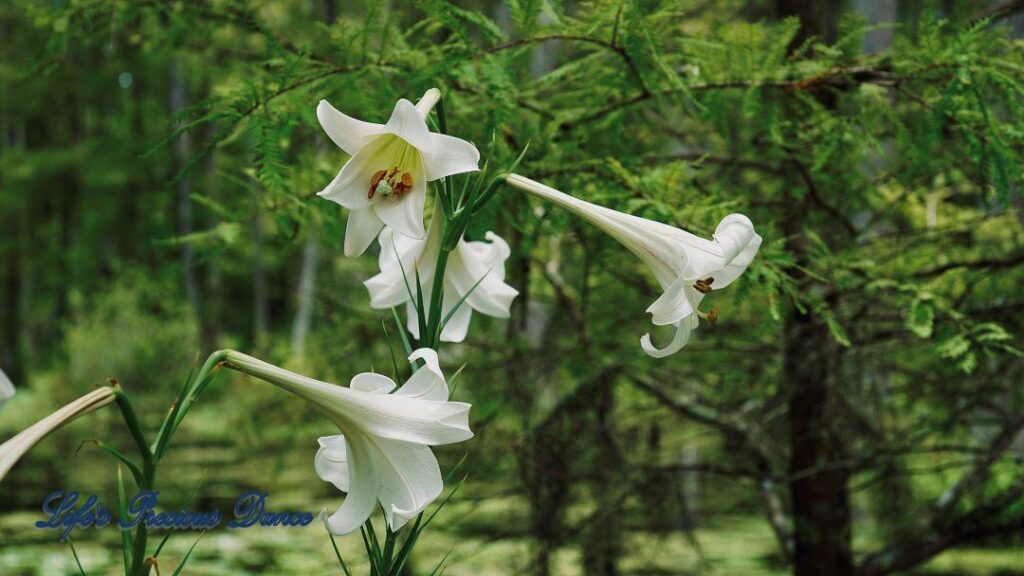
[{"left": 0, "top": 387, "right": 116, "bottom": 482}]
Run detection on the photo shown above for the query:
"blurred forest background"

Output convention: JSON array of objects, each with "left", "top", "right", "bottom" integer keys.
[{"left": 1, "top": 0, "right": 1024, "bottom": 574}]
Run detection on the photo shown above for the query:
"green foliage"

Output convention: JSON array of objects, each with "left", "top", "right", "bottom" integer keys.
[{"left": 64, "top": 272, "right": 198, "bottom": 395}]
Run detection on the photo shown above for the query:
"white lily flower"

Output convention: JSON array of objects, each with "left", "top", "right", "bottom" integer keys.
[
  {"left": 506, "top": 174, "right": 762, "bottom": 358},
  {"left": 0, "top": 387, "right": 116, "bottom": 482},
  {"left": 0, "top": 368, "right": 14, "bottom": 410},
  {"left": 317, "top": 88, "right": 481, "bottom": 256},
  {"left": 224, "top": 348, "right": 472, "bottom": 534},
  {"left": 364, "top": 207, "right": 519, "bottom": 343}
]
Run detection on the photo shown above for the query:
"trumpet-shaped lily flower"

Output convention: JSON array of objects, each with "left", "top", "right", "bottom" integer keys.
[
  {"left": 0, "top": 387, "right": 116, "bottom": 481},
  {"left": 224, "top": 349, "right": 472, "bottom": 534},
  {"left": 317, "top": 88, "right": 481, "bottom": 256},
  {"left": 364, "top": 207, "right": 519, "bottom": 343},
  {"left": 506, "top": 174, "right": 761, "bottom": 358},
  {"left": 0, "top": 368, "right": 13, "bottom": 411}
]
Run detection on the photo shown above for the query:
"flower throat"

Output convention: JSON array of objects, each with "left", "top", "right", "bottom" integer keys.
[{"left": 369, "top": 138, "right": 416, "bottom": 201}]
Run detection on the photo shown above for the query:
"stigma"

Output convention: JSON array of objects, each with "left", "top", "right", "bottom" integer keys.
[{"left": 696, "top": 308, "right": 719, "bottom": 325}]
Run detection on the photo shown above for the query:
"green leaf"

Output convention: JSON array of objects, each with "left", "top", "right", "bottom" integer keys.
[
  {"left": 117, "top": 466, "right": 133, "bottom": 575},
  {"left": 67, "top": 538, "right": 87, "bottom": 576},
  {"left": 169, "top": 531, "right": 206, "bottom": 576},
  {"left": 329, "top": 531, "right": 353, "bottom": 576},
  {"left": 77, "top": 441, "right": 144, "bottom": 488},
  {"left": 154, "top": 469, "right": 208, "bottom": 558}
]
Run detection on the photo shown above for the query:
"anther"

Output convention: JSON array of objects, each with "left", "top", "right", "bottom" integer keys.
[
  {"left": 368, "top": 170, "right": 387, "bottom": 199},
  {"left": 693, "top": 277, "right": 715, "bottom": 294}
]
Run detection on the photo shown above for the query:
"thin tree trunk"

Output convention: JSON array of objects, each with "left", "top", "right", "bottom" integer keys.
[
  {"left": 291, "top": 238, "right": 318, "bottom": 356},
  {"left": 170, "top": 59, "right": 201, "bottom": 320}
]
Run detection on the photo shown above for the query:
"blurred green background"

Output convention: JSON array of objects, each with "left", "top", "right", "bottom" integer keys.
[{"left": 1, "top": 0, "right": 1023, "bottom": 574}]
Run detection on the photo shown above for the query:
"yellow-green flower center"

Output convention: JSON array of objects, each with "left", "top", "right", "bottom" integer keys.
[{"left": 368, "top": 137, "right": 418, "bottom": 202}]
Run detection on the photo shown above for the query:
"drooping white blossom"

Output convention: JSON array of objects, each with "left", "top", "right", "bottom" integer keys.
[
  {"left": 224, "top": 349, "right": 472, "bottom": 534},
  {"left": 317, "top": 89, "right": 480, "bottom": 256},
  {"left": 364, "top": 207, "right": 518, "bottom": 343},
  {"left": 506, "top": 174, "right": 761, "bottom": 358}
]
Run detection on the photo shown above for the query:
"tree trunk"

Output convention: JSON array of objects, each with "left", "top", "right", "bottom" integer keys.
[
  {"left": 777, "top": 2, "right": 852, "bottom": 575},
  {"left": 786, "top": 308, "right": 852, "bottom": 576},
  {"left": 582, "top": 372, "right": 622, "bottom": 576},
  {"left": 776, "top": 0, "right": 840, "bottom": 53},
  {"left": 1, "top": 123, "right": 26, "bottom": 384}
]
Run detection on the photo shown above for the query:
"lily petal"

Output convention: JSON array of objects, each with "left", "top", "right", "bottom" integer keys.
[
  {"left": 325, "top": 433, "right": 379, "bottom": 535},
  {"left": 318, "top": 136, "right": 392, "bottom": 210},
  {"left": 374, "top": 162, "right": 428, "bottom": 240},
  {"left": 423, "top": 132, "right": 480, "bottom": 181},
  {"left": 371, "top": 436, "right": 444, "bottom": 531},
  {"left": 708, "top": 214, "right": 762, "bottom": 289},
  {"left": 396, "top": 349, "right": 449, "bottom": 401},
  {"left": 447, "top": 233, "right": 519, "bottom": 318},
  {"left": 344, "top": 207, "right": 385, "bottom": 258},
  {"left": 646, "top": 274, "right": 699, "bottom": 326},
  {"left": 365, "top": 228, "right": 425, "bottom": 308},
  {"left": 380, "top": 99, "right": 433, "bottom": 152},
  {"left": 351, "top": 373, "right": 397, "bottom": 394},
  {"left": 439, "top": 290, "right": 473, "bottom": 343},
  {"left": 641, "top": 315, "right": 699, "bottom": 359},
  {"left": 317, "top": 100, "right": 383, "bottom": 156},
  {"left": 405, "top": 300, "right": 422, "bottom": 340},
  {"left": 315, "top": 435, "right": 351, "bottom": 492}
]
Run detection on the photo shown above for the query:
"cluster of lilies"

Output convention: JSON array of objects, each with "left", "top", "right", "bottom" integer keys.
[{"left": 0, "top": 88, "right": 760, "bottom": 567}]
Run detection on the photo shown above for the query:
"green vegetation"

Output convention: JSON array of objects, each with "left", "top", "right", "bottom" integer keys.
[{"left": 1, "top": 0, "right": 1023, "bottom": 575}]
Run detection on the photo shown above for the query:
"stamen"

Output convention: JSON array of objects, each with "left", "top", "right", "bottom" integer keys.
[
  {"left": 368, "top": 168, "right": 415, "bottom": 201},
  {"left": 368, "top": 170, "right": 387, "bottom": 199}
]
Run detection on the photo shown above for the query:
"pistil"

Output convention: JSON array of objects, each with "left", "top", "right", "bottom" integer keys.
[{"left": 696, "top": 308, "right": 719, "bottom": 325}]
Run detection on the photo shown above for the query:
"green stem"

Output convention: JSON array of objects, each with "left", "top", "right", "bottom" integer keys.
[
  {"left": 155, "top": 350, "right": 228, "bottom": 459},
  {"left": 111, "top": 387, "right": 155, "bottom": 576},
  {"left": 113, "top": 387, "right": 154, "bottom": 481},
  {"left": 112, "top": 351, "right": 230, "bottom": 576},
  {"left": 130, "top": 513, "right": 150, "bottom": 576},
  {"left": 426, "top": 240, "right": 452, "bottom": 350}
]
